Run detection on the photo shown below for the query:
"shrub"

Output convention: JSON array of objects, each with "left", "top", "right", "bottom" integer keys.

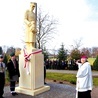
[{"left": 93, "top": 55, "right": 98, "bottom": 71}]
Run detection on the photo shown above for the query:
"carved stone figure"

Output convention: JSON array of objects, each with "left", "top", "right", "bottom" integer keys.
[{"left": 24, "top": 2, "right": 37, "bottom": 50}]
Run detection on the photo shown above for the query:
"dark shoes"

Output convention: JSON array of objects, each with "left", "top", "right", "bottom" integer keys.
[
  {"left": 11, "top": 92, "right": 18, "bottom": 96},
  {"left": 12, "top": 93, "right": 15, "bottom": 96},
  {"left": 0, "top": 96, "right": 4, "bottom": 98},
  {"left": 14, "top": 92, "right": 18, "bottom": 95},
  {"left": 44, "top": 82, "right": 47, "bottom": 84}
]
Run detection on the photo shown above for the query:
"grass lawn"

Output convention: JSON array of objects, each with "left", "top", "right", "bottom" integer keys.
[
  {"left": 5, "top": 70, "right": 98, "bottom": 87},
  {"left": 46, "top": 72, "right": 98, "bottom": 86},
  {"left": 88, "top": 58, "right": 96, "bottom": 65}
]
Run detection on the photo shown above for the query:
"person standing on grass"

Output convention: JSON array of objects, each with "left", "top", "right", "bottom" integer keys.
[
  {"left": 0, "top": 55, "right": 6, "bottom": 98},
  {"left": 76, "top": 56, "right": 93, "bottom": 98}
]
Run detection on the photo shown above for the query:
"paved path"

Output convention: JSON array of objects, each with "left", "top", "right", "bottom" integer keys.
[
  {"left": 3, "top": 70, "right": 98, "bottom": 98},
  {"left": 3, "top": 82, "right": 98, "bottom": 98},
  {"left": 4, "top": 83, "right": 76, "bottom": 98}
]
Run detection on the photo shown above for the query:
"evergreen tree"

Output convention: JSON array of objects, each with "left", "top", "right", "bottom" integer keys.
[
  {"left": 0, "top": 46, "right": 3, "bottom": 54},
  {"left": 57, "top": 43, "right": 67, "bottom": 61},
  {"left": 93, "top": 55, "right": 98, "bottom": 70},
  {"left": 3, "top": 54, "right": 8, "bottom": 65},
  {"left": 70, "top": 49, "right": 81, "bottom": 60}
]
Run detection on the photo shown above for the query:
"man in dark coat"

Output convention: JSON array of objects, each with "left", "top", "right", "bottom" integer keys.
[
  {"left": 0, "top": 55, "right": 6, "bottom": 98},
  {"left": 7, "top": 53, "right": 20, "bottom": 96}
]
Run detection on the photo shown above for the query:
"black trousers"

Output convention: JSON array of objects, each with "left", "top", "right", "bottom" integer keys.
[
  {"left": 78, "top": 90, "right": 91, "bottom": 98},
  {"left": 0, "top": 73, "right": 5, "bottom": 97},
  {"left": 10, "top": 81, "right": 16, "bottom": 92},
  {"left": 44, "top": 66, "right": 46, "bottom": 83}
]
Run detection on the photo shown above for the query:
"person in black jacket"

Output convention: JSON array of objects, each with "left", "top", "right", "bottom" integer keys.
[
  {"left": 7, "top": 53, "right": 20, "bottom": 96},
  {"left": 0, "top": 55, "right": 6, "bottom": 98}
]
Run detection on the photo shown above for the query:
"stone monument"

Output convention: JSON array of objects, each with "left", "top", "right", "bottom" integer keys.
[
  {"left": 15, "top": 2, "right": 50, "bottom": 96},
  {"left": 24, "top": 2, "right": 37, "bottom": 51}
]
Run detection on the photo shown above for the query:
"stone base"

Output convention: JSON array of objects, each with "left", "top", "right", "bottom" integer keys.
[{"left": 15, "top": 85, "right": 50, "bottom": 96}]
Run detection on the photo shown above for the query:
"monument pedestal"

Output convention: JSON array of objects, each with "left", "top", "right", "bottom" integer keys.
[{"left": 15, "top": 50, "right": 50, "bottom": 96}]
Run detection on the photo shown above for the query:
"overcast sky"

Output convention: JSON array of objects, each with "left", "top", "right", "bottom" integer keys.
[{"left": 0, "top": 0, "right": 98, "bottom": 50}]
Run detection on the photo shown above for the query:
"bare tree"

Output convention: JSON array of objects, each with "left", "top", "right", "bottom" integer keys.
[
  {"left": 71, "top": 38, "right": 83, "bottom": 50},
  {"left": 91, "top": 47, "right": 98, "bottom": 58},
  {"left": 36, "top": 8, "right": 58, "bottom": 49},
  {"left": 69, "top": 38, "right": 83, "bottom": 59},
  {"left": 81, "top": 47, "right": 91, "bottom": 57},
  {"left": 73, "top": 38, "right": 83, "bottom": 49}
]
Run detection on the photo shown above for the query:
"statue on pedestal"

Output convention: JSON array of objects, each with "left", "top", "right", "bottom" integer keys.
[
  {"left": 24, "top": 2, "right": 37, "bottom": 51},
  {"left": 15, "top": 2, "right": 50, "bottom": 96}
]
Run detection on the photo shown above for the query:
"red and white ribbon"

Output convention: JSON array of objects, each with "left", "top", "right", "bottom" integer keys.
[
  {"left": 23, "top": 49, "right": 42, "bottom": 75},
  {"left": 23, "top": 49, "right": 42, "bottom": 68}
]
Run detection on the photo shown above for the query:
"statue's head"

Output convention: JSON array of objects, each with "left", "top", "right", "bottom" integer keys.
[{"left": 30, "top": 2, "right": 36, "bottom": 10}]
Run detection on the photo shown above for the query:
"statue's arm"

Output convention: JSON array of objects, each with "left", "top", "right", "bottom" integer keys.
[{"left": 24, "top": 10, "right": 31, "bottom": 26}]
